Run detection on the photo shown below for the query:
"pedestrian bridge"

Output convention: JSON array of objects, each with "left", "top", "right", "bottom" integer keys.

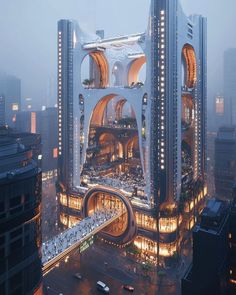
[{"left": 42, "top": 209, "right": 122, "bottom": 275}]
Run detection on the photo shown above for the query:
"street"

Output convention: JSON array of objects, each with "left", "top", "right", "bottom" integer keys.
[{"left": 44, "top": 240, "right": 180, "bottom": 295}]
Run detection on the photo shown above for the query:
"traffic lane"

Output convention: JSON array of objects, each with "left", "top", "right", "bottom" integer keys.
[{"left": 44, "top": 253, "right": 157, "bottom": 295}]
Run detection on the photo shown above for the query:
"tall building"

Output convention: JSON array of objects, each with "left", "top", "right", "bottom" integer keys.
[
  {"left": 0, "top": 74, "right": 21, "bottom": 128},
  {"left": 215, "top": 126, "right": 236, "bottom": 200},
  {"left": 0, "top": 95, "right": 5, "bottom": 126},
  {"left": 229, "top": 186, "right": 236, "bottom": 294},
  {"left": 224, "top": 49, "right": 236, "bottom": 126},
  {"left": 15, "top": 108, "right": 58, "bottom": 178},
  {"left": 211, "top": 95, "right": 226, "bottom": 131},
  {"left": 182, "top": 199, "right": 230, "bottom": 295},
  {"left": 0, "top": 127, "right": 42, "bottom": 295},
  {"left": 57, "top": 0, "right": 207, "bottom": 263}
]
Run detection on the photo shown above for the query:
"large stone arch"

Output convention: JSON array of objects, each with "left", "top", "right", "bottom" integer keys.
[
  {"left": 81, "top": 51, "right": 109, "bottom": 88},
  {"left": 128, "top": 56, "right": 146, "bottom": 85}
]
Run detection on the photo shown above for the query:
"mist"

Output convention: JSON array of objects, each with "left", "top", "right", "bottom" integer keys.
[{"left": 0, "top": 0, "right": 235, "bottom": 111}]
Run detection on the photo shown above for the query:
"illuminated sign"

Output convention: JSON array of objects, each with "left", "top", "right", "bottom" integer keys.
[{"left": 79, "top": 236, "right": 94, "bottom": 253}]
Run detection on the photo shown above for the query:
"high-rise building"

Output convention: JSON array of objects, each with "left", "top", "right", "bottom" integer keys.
[
  {"left": 229, "top": 186, "right": 236, "bottom": 294},
  {"left": 215, "top": 126, "right": 236, "bottom": 200},
  {"left": 0, "top": 74, "right": 21, "bottom": 128},
  {"left": 224, "top": 49, "right": 236, "bottom": 126},
  {"left": 0, "top": 127, "right": 42, "bottom": 295},
  {"left": 15, "top": 108, "right": 58, "bottom": 178},
  {"left": 57, "top": 0, "right": 207, "bottom": 263},
  {"left": 0, "top": 95, "right": 5, "bottom": 126},
  {"left": 182, "top": 199, "right": 230, "bottom": 295}
]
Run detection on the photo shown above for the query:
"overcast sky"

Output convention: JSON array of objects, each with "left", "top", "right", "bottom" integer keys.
[{"left": 0, "top": 0, "right": 235, "bottom": 110}]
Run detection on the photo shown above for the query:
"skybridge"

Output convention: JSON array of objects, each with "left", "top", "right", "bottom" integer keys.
[{"left": 42, "top": 209, "right": 122, "bottom": 275}]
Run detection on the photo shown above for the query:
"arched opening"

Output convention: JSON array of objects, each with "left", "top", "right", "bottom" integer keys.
[
  {"left": 82, "top": 187, "right": 137, "bottom": 244},
  {"left": 181, "top": 45, "right": 197, "bottom": 202},
  {"left": 128, "top": 56, "right": 146, "bottom": 87},
  {"left": 111, "top": 61, "right": 124, "bottom": 86},
  {"left": 81, "top": 52, "right": 109, "bottom": 89},
  {"left": 182, "top": 44, "right": 197, "bottom": 89},
  {"left": 81, "top": 94, "right": 145, "bottom": 198}
]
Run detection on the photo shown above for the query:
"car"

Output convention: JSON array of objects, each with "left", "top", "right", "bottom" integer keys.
[
  {"left": 123, "top": 285, "right": 135, "bottom": 292},
  {"left": 96, "top": 281, "right": 109, "bottom": 293},
  {"left": 74, "top": 273, "right": 82, "bottom": 280}
]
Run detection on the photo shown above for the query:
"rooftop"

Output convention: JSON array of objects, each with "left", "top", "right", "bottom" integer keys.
[{"left": 196, "top": 199, "right": 229, "bottom": 232}]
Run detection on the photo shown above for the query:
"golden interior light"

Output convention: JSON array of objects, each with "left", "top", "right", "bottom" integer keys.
[
  {"left": 182, "top": 44, "right": 197, "bottom": 88},
  {"left": 128, "top": 56, "right": 146, "bottom": 85}
]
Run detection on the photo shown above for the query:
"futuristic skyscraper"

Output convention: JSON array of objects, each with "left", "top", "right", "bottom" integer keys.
[{"left": 57, "top": 0, "right": 207, "bottom": 263}]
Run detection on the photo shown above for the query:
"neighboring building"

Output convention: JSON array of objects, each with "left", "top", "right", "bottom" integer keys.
[
  {"left": 0, "top": 95, "right": 5, "bottom": 126},
  {"left": 0, "top": 74, "right": 21, "bottom": 128},
  {"left": 182, "top": 199, "right": 230, "bottom": 295},
  {"left": 216, "top": 95, "right": 225, "bottom": 116},
  {"left": 0, "top": 126, "right": 42, "bottom": 169},
  {"left": 229, "top": 186, "right": 236, "bottom": 294},
  {"left": 57, "top": 0, "right": 207, "bottom": 263},
  {"left": 0, "top": 128, "right": 42, "bottom": 295},
  {"left": 40, "top": 108, "right": 58, "bottom": 177},
  {"left": 215, "top": 126, "right": 236, "bottom": 200},
  {"left": 212, "top": 95, "right": 226, "bottom": 131},
  {"left": 15, "top": 108, "right": 58, "bottom": 178},
  {"left": 224, "top": 49, "right": 236, "bottom": 126}
]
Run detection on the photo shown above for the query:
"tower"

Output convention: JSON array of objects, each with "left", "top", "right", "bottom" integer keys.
[{"left": 57, "top": 0, "right": 207, "bottom": 263}]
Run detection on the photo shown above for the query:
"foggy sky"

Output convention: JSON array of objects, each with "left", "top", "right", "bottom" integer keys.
[{"left": 0, "top": 0, "right": 235, "bottom": 111}]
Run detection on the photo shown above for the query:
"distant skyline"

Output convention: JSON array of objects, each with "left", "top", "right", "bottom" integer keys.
[{"left": 0, "top": 0, "right": 235, "bottom": 110}]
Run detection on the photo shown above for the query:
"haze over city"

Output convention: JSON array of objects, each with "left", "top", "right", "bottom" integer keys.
[
  {"left": 0, "top": 0, "right": 236, "bottom": 110},
  {"left": 1, "top": 1, "right": 236, "bottom": 294}
]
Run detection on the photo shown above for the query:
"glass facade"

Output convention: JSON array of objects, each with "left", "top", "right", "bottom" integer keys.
[{"left": 0, "top": 135, "right": 42, "bottom": 295}]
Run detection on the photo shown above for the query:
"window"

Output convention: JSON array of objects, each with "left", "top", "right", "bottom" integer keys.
[
  {"left": 10, "top": 196, "right": 21, "bottom": 208},
  {"left": 12, "top": 103, "right": 19, "bottom": 111}
]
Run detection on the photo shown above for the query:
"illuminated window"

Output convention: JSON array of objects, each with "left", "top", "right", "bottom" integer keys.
[
  {"left": 135, "top": 212, "right": 157, "bottom": 231},
  {"left": 31, "top": 112, "right": 36, "bottom": 133},
  {"left": 12, "top": 103, "right": 19, "bottom": 111},
  {"left": 53, "top": 148, "right": 58, "bottom": 158}
]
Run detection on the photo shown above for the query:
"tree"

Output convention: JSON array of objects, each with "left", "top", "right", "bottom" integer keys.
[{"left": 82, "top": 78, "right": 94, "bottom": 88}]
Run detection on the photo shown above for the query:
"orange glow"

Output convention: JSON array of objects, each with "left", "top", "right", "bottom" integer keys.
[
  {"left": 53, "top": 148, "right": 58, "bottom": 158},
  {"left": 182, "top": 44, "right": 197, "bottom": 88},
  {"left": 189, "top": 217, "right": 195, "bottom": 229},
  {"left": 134, "top": 236, "right": 157, "bottom": 255},
  {"left": 60, "top": 193, "right": 82, "bottom": 210},
  {"left": 115, "top": 99, "right": 127, "bottom": 120},
  {"left": 90, "top": 51, "right": 109, "bottom": 88},
  {"left": 90, "top": 94, "right": 116, "bottom": 126},
  {"left": 230, "top": 279, "right": 236, "bottom": 285},
  {"left": 31, "top": 112, "right": 36, "bottom": 133},
  {"left": 128, "top": 56, "right": 146, "bottom": 85},
  {"left": 60, "top": 213, "right": 81, "bottom": 228},
  {"left": 159, "top": 242, "right": 177, "bottom": 257},
  {"left": 135, "top": 212, "right": 157, "bottom": 231},
  {"left": 159, "top": 217, "right": 178, "bottom": 233},
  {"left": 33, "top": 284, "right": 43, "bottom": 295}
]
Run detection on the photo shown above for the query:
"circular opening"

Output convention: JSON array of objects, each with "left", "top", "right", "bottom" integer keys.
[{"left": 86, "top": 192, "right": 128, "bottom": 237}]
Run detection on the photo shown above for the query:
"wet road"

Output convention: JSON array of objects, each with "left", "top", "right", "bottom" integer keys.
[{"left": 43, "top": 241, "right": 180, "bottom": 295}]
